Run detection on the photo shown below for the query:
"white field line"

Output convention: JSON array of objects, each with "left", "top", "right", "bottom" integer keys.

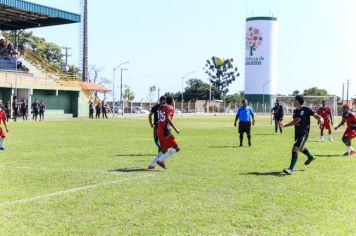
[
  {"left": 0, "top": 165, "right": 121, "bottom": 175},
  {"left": 0, "top": 173, "right": 153, "bottom": 207}
]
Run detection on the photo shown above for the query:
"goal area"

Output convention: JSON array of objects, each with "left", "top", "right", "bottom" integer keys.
[{"left": 275, "top": 95, "right": 338, "bottom": 118}]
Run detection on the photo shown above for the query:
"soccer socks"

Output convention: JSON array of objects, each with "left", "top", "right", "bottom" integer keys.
[
  {"left": 347, "top": 146, "right": 353, "bottom": 154},
  {"left": 239, "top": 133, "right": 243, "bottom": 146},
  {"left": 289, "top": 152, "right": 298, "bottom": 170},
  {"left": 279, "top": 126, "right": 283, "bottom": 134},
  {"left": 150, "top": 152, "right": 163, "bottom": 166},
  {"left": 247, "top": 134, "right": 251, "bottom": 146},
  {"left": 0, "top": 138, "right": 4, "bottom": 148},
  {"left": 302, "top": 148, "right": 313, "bottom": 160},
  {"left": 159, "top": 149, "right": 177, "bottom": 162},
  {"left": 328, "top": 134, "right": 333, "bottom": 141}
]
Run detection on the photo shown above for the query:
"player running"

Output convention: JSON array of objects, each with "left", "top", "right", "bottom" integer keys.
[
  {"left": 0, "top": 100, "right": 9, "bottom": 150},
  {"left": 317, "top": 100, "right": 333, "bottom": 141},
  {"left": 148, "top": 96, "right": 180, "bottom": 169},
  {"left": 148, "top": 96, "right": 166, "bottom": 153},
  {"left": 334, "top": 105, "right": 356, "bottom": 156},
  {"left": 271, "top": 99, "right": 284, "bottom": 134},
  {"left": 280, "top": 95, "right": 324, "bottom": 175}
]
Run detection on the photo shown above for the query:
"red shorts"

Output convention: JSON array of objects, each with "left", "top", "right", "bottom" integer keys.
[
  {"left": 0, "top": 127, "right": 5, "bottom": 138},
  {"left": 343, "top": 129, "right": 356, "bottom": 140},
  {"left": 320, "top": 122, "right": 331, "bottom": 130},
  {"left": 158, "top": 134, "right": 179, "bottom": 150}
]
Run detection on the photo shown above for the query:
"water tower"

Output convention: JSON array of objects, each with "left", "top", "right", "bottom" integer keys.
[{"left": 244, "top": 17, "right": 279, "bottom": 110}]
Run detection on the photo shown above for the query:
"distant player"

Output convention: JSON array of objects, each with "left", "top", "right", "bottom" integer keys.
[
  {"left": 0, "top": 100, "right": 9, "bottom": 150},
  {"left": 148, "top": 96, "right": 166, "bottom": 153},
  {"left": 271, "top": 99, "right": 284, "bottom": 134},
  {"left": 148, "top": 96, "right": 180, "bottom": 169},
  {"left": 12, "top": 96, "right": 18, "bottom": 122},
  {"left": 234, "top": 99, "right": 255, "bottom": 147},
  {"left": 317, "top": 100, "right": 333, "bottom": 141},
  {"left": 334, "top": 105, "right": 356, "bottom": 156},
  {"left": 280, "top": 95, "right": 324, "bottom": 175}
]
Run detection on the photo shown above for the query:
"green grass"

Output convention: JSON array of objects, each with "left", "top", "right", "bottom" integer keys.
[{"left": 0, "top": 115, "right": 355, "bottom": 235}]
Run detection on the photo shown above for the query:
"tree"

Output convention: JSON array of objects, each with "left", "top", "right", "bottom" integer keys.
[
  {"left": 123, "top": 85, "right": 135, "bottom": 102},
  {"left": 204, "top": 56, "right": 240, "bottom": 96},
  {"left": 147, "top": 86, "right": 157, "bottom": 101},
  {"left": 183, "top": 78, "right": 221, "bottom": 101},
  {"left": 303, "top": 87, "right": 329, "bottom": 96},
  {"left": 290, "top": 90, "right": 300, "bottom": 96},
  {"left": 4, "top": 31, "right": 64, "bottom": 68},
  {"left": 223, "top": 91, "right": 245, "bottom": 103},
  {"left": 163, "top": 92, "right": 181, "bottom": 102}
]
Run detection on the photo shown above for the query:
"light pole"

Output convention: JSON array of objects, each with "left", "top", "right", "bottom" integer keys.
[
  {"left": 181, "top": 71, "right": 195, "bottom": 112},
  {"left": 120, "top": 68, "right": 128, "bottom": 116},
  {"left": 112, "top": 61, "right": 129, "bottom": 117},
  {"left": 262, "top": 80, "right": 272, "bottom": 113}
]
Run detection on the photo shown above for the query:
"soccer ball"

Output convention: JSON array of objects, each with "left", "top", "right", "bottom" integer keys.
[{"left": 215, "top": 57, "right": 225, "bottom": 66}]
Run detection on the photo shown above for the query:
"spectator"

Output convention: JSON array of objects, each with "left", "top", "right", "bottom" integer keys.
[
  {"left": 102, "top": 101, "right": 108, "bottom": 119},
  {"left": 12, "top": 96, "right": 19, "bottom": 122},
  {"left": 89, "top": 101, "right": 94, "bottom": 119},
  {"left": 4, "top": 101, "right": 10, "bottom": 122},
  {"left": 20, "top": 99, "right": 28, "bottom": 120},
  {"left": 39, "top": 100, "right": 45, "bottom": 121},
  {"left": 95, "top": 102, "right": 101, "bottom": 119},
  {"left": 31, "top": 99, "right": 39, "bottom": 122}
]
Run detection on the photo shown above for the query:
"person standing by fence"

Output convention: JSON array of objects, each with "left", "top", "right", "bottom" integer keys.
[{"left": 39, "top": 100, "right": 46, "bottom": 121}]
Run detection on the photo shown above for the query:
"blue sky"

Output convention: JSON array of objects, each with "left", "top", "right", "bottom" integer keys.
[{"left": 29, "top": 0, "right": 356, "bottom": 101}]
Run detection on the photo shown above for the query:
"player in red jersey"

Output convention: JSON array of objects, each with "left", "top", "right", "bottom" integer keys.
[
  {"left": 334, "top": 105, "right": 356, "bottom": 156},
  {"left": 148, "top": 96, "right": 180, "bottom": 169},
  {"left": 317, "top": 100, "right": 333, "bottom": 141},
  {"left": 0, "top": 100, "right": 9, "bottom": 150}
]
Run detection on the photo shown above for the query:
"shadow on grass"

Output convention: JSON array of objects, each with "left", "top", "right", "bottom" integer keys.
[
  {"left": 314, "top": 154, "right": 340, "bottom": 157},
  {"left": 240, "top": 171, "right": 284, "bottom": 177},
  {"left": 254, "top": 133, "right": 277, "bottom": 136},
  {"left": 109, "top": 167, "right": 149, "bottom": 172},
  {"left": 209, "top": 146, "right": 238, "bottom": 149},
  {"left": 114, "top": 154, "right": 155, "bottom": 157}
]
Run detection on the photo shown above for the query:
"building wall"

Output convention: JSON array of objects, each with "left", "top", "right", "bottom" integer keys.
[
  {"left": 0, "top": 87, "right": 11, "bottom": 102},
  {"left": 31, "top": 89, "right": 79, "bottom": 115}
]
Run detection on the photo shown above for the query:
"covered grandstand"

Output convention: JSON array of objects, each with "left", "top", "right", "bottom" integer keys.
[{"left": 0, "top": 0, "right": 108, "bottom": 117}]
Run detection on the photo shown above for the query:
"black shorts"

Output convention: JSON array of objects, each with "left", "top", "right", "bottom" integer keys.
[
  {"left": 274, "top": 116, "right": 282, "bottom": 124},
  {"left": 239, "top": 122, "right": 251, "bottom": 134},
  {"left": 294, "top": 134, "right": 308, "bottom": 148}
]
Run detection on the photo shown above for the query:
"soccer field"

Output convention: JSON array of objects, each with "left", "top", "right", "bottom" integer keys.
[{"left": 0, "top": 115, "right": 355, "bottom": 235}]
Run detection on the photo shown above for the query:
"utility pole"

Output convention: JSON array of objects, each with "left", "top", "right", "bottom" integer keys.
[
  {"left": 62, "top": 47, "right": 72, "bottom": 67},
  {"left": 346, "top": 79, "right": 350, "bottom": 104},
  {"left": 82, "top": 0, "right": 88, "bottom": 82},
  {"left": 157, "top": 87, "right": 160, "bottom": 101},
  {"left": 342, "top": 83, "right": 345, "bottom": 104}
]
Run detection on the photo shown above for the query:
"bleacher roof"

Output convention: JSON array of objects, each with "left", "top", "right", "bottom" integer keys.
[{"left": 0, "top": 0, "right": 80, "bottom": 30}]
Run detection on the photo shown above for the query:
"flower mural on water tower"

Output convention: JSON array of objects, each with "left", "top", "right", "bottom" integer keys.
[{"left": 246, "top": 27, "right": 263, "bottom": 56}]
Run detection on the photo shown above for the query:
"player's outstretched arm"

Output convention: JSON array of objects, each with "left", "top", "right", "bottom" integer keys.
[
  {"left": 167, "top": 117, "right": 179, "bottom": 134},
  {"left": 280, "top": 120, "right": 295, "bottom": 128},
  {"left": 313, "top": 114, "right": 324, "bottom": 126},
  {"left": 334, "top": 120, "right": 345, "bottom": 130}
]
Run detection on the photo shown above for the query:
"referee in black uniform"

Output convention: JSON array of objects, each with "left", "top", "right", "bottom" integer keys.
[
  {"left": 148, "top": 96, "right": 166, "bottom": 153},
  {"left": 281, "top": 95, "right": 324, "bottom": 175}
]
